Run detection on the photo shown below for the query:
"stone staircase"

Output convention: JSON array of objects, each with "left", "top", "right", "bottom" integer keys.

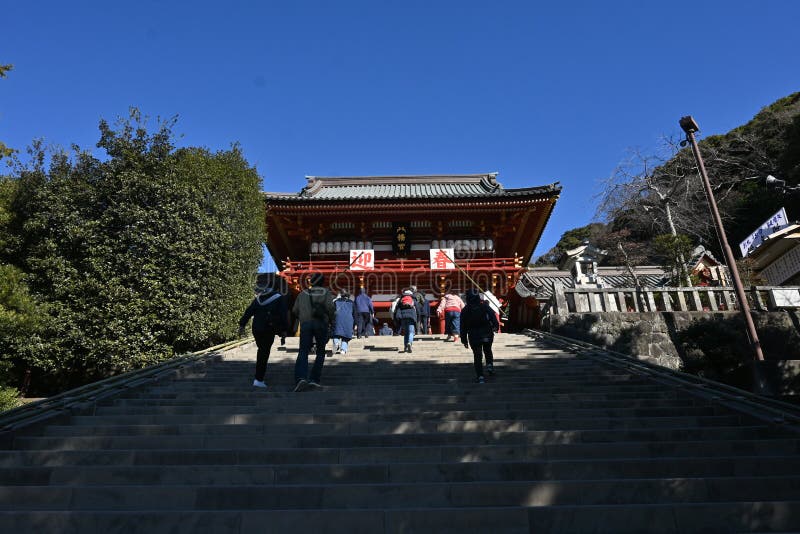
[{"left": 1, "top": 332, "right": 800, "bottom": 533}]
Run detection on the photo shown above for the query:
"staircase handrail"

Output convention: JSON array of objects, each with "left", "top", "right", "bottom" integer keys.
[
  {"left": 526, "top": 329, "right": 800, "bottom": 430},
  {"left": 0, "top": 338, "right": 252, "bottom": 434}
]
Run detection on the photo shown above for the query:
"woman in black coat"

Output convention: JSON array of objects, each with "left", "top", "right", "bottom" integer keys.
[{"left": 459, "top": 288, "right": 499, "bottom": 383}]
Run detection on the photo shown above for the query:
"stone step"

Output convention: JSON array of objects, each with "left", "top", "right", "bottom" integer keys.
[
  {"left": 9, "top": 425, "right": 789, "bottom": 451},
  {"left": 92, "top": 392, "right": 699, "bottom": 415},
  {"left": 3, "top": 476, "right": 800, "bottom": 511},
  {"left": 40, "top": 414, "right": 745, "bottom": 437},
  {"left": 2, "top": 502, "right": 797, "bottom": 534},
  {"left": 4, "top": 456, "right": 800, "bottom": 486},
  {"left": 2, "top": 437, "right": 799, "bottom": 467},
  {"left": 1, "top": 503, "right": 798, "bottom": 534},
  {"left": 64, "top": 406, "right": 729, "bottom": 427},
  {"left": 100, "top": 396, "right": 713, "bottom": 412}
]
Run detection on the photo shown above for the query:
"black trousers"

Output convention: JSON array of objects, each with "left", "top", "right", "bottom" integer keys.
[
  {"left": 469, "top": 336, "right": 494, "bottom": 378},
  {"left": 356, "top": 312, "right": 372, "bottom": 337},
  {"left": 253, "top": 329, "right": 276, "bottom": 381}
]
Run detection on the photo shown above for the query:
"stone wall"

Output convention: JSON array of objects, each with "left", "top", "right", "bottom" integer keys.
[{"left": 543, "top": 310, "right": 800, "bottom": 371}]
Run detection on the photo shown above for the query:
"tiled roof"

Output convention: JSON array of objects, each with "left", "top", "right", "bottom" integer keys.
[
  {"left": 263, "top": 174, "right": 560, "bottom": 201},
  {"left": 516, "top": 267, "right": 669, "bottom": 299}
]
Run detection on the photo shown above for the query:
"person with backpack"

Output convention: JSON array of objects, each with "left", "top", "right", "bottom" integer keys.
[
  {"left": 460, "top": 288, "right": 500, "bottom": 384},
  {"left": 332, "top": 289, "right": 356, "bottom": 355},
  {"left": 238, "top": 283, "right": 289, "bottom": 389},
  {"left": 411, "top": 285, "right": 429, "bottom": 335},
  {"left": 394, "top": 289, "right": 418, "bottom": 353},
  {"left": 354, "top": 287, "right": 374, "bottom": 339},
  {"left": 291, "top": 273, "right": 335, "bottom": 391}
]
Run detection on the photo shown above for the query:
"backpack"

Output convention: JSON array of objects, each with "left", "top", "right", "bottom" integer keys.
[
  {"left": 399, "top": 295, "right": 414, "bottom": 309},
  {"left": 255, "top": 292, "right": 282, "bottom": 330},
  {"left": 309, "top": 290, "right": 329, "bottom": 321}
]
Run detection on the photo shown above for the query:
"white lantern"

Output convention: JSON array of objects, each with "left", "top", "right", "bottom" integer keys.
[
  {"left": 486, "top": 239, "right": 494, "bottom": 251},
  {"left": 470, "top": 239, "right": 477, "bottom": 250},
  {"left": 446, "top": 240, "right": 455, "bottom": 248},
  {"left": 326, "top": 242, "right": 334, "bottom": 253},
  {"left": 311, "top": 242, "right": 319, "bottom": 254},
  {"left": 334, "top": 242, "right": 342, "bottom": 253},
  {"left": 357, "top": 241, "right": 364, "bottom": 249},
  {"left": 350, "top": 241, "right": 357, "bottom": 251},
  {"left": 431, "top": 240, "right": 439, "bottom": 249},
  {"left": 365, "top": 241, "right": 372, "bottom": 249},
  {"left": 478, "top": 239, "right": 486, "bottom": 251}
]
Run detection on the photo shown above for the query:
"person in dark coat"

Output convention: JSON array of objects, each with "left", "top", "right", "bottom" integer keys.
[
  {"left": 460, "top": 288, "right": 500, "bottom": 384},
  {"left": 354, "top": 288, "right": 375, "bottom": 338},
  {"left": 394, "top": 289, "right": 418, "bottom": 353},
  {"left": 238, "top": 283, "right": 289, "bottom": 389},
  {"left": 332, "top": 289, "right": 356, "bottom": 355},
  {"left": 291, "top": 273, "right": 335, "bottom": 391}
]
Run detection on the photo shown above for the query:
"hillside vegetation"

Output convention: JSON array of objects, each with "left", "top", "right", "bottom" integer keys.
[{"left": 538, "top": 92, "right": 800, "bottom": 269}]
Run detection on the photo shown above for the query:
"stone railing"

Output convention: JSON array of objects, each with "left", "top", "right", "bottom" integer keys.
[{"left": 550, "top": 282, "right": 800, "bottom": 315}]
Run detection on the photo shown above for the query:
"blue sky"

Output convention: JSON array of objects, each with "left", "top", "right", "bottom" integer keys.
[{"left": 3, "top": 1, "right": 799, "bottom": 272}]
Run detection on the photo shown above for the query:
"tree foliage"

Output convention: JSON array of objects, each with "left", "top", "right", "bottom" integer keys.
[
  {"left": 594, "top": 92, "right": 800, "bottom": 265},
  {"left": 0, "top": 63, "right": 14, "bottom": 160},
  {"left": 3, "top": 110, "right": 264, "bottom": 394},
  {"left": 533, "top": 223, "right": 607, "bottom": 265}
]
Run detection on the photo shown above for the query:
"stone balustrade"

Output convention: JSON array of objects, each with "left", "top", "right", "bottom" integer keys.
[{"left": 549, "top": 283, "right": 800, "bottom": 316}]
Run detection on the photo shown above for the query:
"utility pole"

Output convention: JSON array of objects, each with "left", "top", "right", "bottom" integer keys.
[{"left": 679, "top": 116, "right": 765, "bottom": 363}]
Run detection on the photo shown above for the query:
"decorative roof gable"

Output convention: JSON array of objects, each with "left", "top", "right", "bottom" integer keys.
[{"left": 263, "top": 173, "right": 560, "bottom": 201}]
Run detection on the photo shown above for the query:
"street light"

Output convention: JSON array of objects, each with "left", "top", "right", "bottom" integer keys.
[
  {"left": 679, "top": 116, "right": 765, "bottom": 364},
  {"left": 765, "top": 174, "right": 800, "bottom": 194}
]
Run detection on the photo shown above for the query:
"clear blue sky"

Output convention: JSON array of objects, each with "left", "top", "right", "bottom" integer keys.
[{"left": 3, "top": 1, "right": 799, "bottom": 272}]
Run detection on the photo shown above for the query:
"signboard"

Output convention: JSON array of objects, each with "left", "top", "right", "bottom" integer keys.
[
  {"left": 393, "top": 222, "right": 410, "bottom": 257},
  {"left": 761, "top": 243, "right": 800, "bottom": 286},
  {"left": 429, "top": 248, "right": 456, "bottom": 270},
  {"left": 348, "top": 249, "right": 374, "bottom": 271},
  {"left": 739, "top": 207, "right": 789, "bottom": 257},
  {"left": 769, "top": 288, "right": 800, "bottom": 308}
]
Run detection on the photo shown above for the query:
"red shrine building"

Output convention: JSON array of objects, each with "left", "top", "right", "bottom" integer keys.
[{"left": 263, "top": 173, "right": 561, "bottom": 332}]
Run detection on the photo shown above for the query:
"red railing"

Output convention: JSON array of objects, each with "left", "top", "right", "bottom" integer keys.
[{"left": 279, "top": 257, "right": 523, "bottom": 274}]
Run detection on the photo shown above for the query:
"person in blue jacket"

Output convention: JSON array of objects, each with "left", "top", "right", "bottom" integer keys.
[
  {"left": 354, "top": 287, "right": 374, "bottom": 338},
  {"left": 332, "top": 289, "right": 356, "bottom": 355}
]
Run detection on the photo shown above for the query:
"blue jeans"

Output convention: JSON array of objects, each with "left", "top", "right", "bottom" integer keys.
[
  {"left": 445, "top": 311, "right": 461, "bottom": 336},
  {"left": 402, "top": 320, "right": 416, "bottom": 347},
  {"left": 295, "top": 319, "right": 329, "bottom": 383},
  {"left": 333, "top": 336, "right": 350, "bottom": 353}
]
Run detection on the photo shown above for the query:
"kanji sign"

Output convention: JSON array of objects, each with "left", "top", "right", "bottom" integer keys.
[
  {"left": 349, "top": 249, "right": 374, "bottom": 271},
  {"left": 393, "top": 222, "right": 410, "bottom": 257},
  {"left": 430, "top": 248, "right": 455, "bottom": 270},
  {"left": 739, "top": 207, "right": 789, "bottom": 257}
]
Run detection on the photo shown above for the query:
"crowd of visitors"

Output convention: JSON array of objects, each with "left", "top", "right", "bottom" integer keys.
[{"left": 238, "top": 279, "right": 501, "bottom": 390}]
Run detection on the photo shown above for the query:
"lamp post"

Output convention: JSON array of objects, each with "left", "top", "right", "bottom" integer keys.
[{"left": 679, "top": 116, "right": 765, "bottom": 363}]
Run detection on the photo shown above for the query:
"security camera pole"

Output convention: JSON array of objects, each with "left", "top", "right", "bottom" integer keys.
[{"left": 679, "top": 116, "right": 765, "bottom": 364}]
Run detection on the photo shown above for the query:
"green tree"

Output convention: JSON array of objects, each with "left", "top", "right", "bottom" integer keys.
[
  {"left": 0, "top": 64, "right": 14, "bottom": 160},
  {"left": 0, "top": 263, "right": 39, "bottom": 410},
  {"left": 653, "top": 233, "right": 693, "bottom": 286},
  {"left": 534, "top": 223, "right": 607, "bottom": 266},
  {"left": 8, "top": 109, "right": 264, "bottom": 394}
]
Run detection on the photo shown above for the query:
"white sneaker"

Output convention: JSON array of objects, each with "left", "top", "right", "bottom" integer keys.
[{"left": 252, "top": 379, "right": 267, "bottom": 389}]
